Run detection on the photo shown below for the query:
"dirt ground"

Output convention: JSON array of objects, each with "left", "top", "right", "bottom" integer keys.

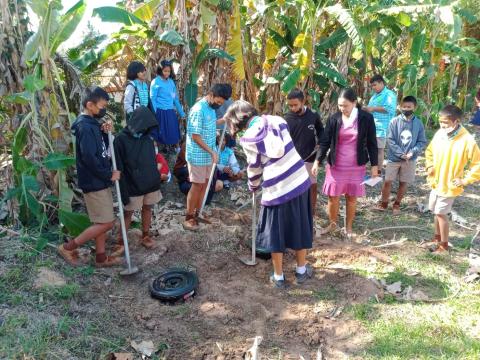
[{"left": 1, "top": 149, "right": 480, "bottom": 359}]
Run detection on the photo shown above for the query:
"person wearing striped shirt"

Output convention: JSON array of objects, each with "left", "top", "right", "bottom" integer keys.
[{"left": 224, "top": 100, "right": 314, "bottom": 289}]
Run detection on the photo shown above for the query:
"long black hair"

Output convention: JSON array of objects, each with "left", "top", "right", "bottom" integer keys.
[
  {"left": 156, "top": 60, "right": 175, "bottom": 80},
  {"left": 223, "top": 100, "right": 258, "bottom": 136},
  {"left": 126, "top": 61, "right": 146, "bottom": 81},
  {"left": 338, "top": 87, "right": 362, "bottom": 109}
]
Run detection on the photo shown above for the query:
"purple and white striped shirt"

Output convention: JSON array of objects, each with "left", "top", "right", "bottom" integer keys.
[{"left": 240, "top": 115, "right": 311, "bottom": 206}]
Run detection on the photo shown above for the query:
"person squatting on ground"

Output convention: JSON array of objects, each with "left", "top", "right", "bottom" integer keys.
[
  {"left": 174, "top": 141, "right": 221, "bottom": 200},
  {"left": 124, "top": 61, "right": 151, "bottom": 120},
  {"left": 312, "top": 88, "right": 378, "bottom": 240},
  {"left": 216, "top": 132, "right": 244, "bottom": 189},
  {"left": 375, "top": 96, "right": 427, "bottom": 215},
  {"left": 150, "top": 60, "right": 186, "bottom": 152},
  {"left": 364, "top": 74, "right": 397, "bottom": 173},
  {"left": 224, "top": 100, "right": 314, "bottom": 289},
  {"left": 284, "top": 88, "right": 324, "bottom": 216},
  {"left": 183, "top": 84, "right": 231, "bottom": 231},
  {"left": 112, "top": 106, "right": 163, "bottom": 255},
  {"left": 58, "top": 87, "right": 122, "bottom": 268},
  {"left": 425, "top": 105, "right": 480, "bottom": 252}
]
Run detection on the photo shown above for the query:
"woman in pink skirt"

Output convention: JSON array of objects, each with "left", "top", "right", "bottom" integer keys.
[{"left": 312, "top": 88, "right": 378, "bottom": 238}]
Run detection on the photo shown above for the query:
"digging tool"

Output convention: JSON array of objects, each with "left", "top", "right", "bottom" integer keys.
[
  {"left": 239, "top": 192, "right": 258, "bottom": 266},
  {"left": 108, "top": 131, "right": 139, "bottom": 276},
  {"left": 198, "top": 123, "right": 228, "bottom": 218}
]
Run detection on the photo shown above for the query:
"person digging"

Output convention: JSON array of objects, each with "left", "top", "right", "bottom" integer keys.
[{"left": 111, "top": 106, "right": 163, "bottom": 256}]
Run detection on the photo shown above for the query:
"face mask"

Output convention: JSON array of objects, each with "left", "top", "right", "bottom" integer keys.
[
  {"left": 94, "top": 108, "right": 107, "bottom": 119},
  {"left": 402, "top": 110, "right": 414, "bottom": 117},
  {"left": 442, "top": 126, "right": 456, "bottom": 135},
  {"left": 209, "top": 101, "right": 221, "bottom": 110},
  {"left": 295, "top": 106, "right": 305, "bottom": 115}
]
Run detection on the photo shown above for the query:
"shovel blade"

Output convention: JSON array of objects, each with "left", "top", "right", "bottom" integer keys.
[
  {"left": 239, "top": 256, "right": 257, "bottom": 266},
  {"left": 119, "top": 266, "right": 140, "bottom": 276}
]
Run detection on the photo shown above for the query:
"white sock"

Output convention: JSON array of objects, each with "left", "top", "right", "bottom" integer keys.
[
  {"left": 296, "top": 265, "right": 306, "bottom": 275},
  {"left": 273, "top": 273, "right": 284, "bottom": 281}
]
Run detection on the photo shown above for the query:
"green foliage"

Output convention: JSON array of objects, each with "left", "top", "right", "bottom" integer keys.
[
  {"left": 158, "top": 30, "right": 186, "bottom": 46},
  {"left": 92, "top": 6, "right": 145, "bottom": 26}
]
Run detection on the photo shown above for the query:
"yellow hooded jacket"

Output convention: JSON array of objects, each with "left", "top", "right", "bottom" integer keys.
[{"left": 425, "top": 126, "right": 480, "bottom": 197}]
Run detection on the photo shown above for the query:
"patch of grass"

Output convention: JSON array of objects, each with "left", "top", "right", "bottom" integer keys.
[
  {"left": 383, "top": 269, "right": 416, "bottom": 287},
  {"left": 350, "top": 303, "right": 377, "bottom": 322},
  {"left": 62, "top": 265, "right": 95, "bottom": 278},
  {"left": 313, "top": 285, "right": 338, "bottom": 301},
  {"left": 41, "top": 283, "right": 80, "bottom": 301},
  {"left": 363, "top": 320, "right": 480, "bottom": 359}
]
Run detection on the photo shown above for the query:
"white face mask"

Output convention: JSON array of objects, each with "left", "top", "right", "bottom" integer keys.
[{"left": 441, "top": 125, "right": 457, "bottom": 135}]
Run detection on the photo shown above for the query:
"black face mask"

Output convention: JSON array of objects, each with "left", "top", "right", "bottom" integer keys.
[
  {"left": 209, "top": 101, "right": 221, "bottom": 110},
  {"left": 402, "top": 110, "right": 414, "bottom": 117},
  {"left": 94, "top": 108, "right": 107, "bottom": 119}
]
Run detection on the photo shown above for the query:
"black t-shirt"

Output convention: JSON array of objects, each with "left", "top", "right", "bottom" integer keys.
[{"left": 284, "top": 108, "right": 324, "bottom": 162}]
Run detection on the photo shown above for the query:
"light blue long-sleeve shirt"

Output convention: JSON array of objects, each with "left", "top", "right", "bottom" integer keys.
[{"left": 150, "top": 76, "right": 185, "bottom": 118}]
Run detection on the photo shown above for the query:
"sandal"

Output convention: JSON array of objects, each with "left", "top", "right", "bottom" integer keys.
[
  {"left": 320, "top": 222, "right": 338, "bottom": 235},
  {"left": 429, "top": 242, "right": 449, "bottom": 253},
  {"left": 183, "top": 214, "right": 199, "bottom": 231},
  {"left": 140, "top": 234, "right": 157, "bottom": 249},
  {"left": 111, "top": 244, "right": 125, "bottom": 257},
  {"left": 195, "top": 210, "right": 212, "bottom": 225},
  {"left": 95, "top": 255, "right": 122, "bottom": 268},
  {"left": 374, "top": 201, "right": 388, "bottom": 211},
  {"left": 392, "top": 202, "right": 401, "bottom": 216},
  {"left": 58, "top": 244, "right": 83, "bottom": 267}
]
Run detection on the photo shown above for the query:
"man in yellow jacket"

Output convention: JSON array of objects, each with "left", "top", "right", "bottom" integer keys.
[{"left": 425, "top": 105, "right": 480, "bottom": 252}]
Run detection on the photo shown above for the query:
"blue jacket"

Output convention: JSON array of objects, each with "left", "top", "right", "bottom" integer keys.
[
  {"left": 386, "top": 114, "right": 427, "bottom": 162},
  {"left": 471, "top": 108, "right": 480, "bottom": 126},
  {"left": 71, "top": 115, "right": 112, "bottom": 193}
]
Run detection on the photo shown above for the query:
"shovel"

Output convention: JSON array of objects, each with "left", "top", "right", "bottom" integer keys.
[
  {"left": 108, "top": 131, "right": 139, "bottom": 276},
  {"left": 239, "top": 192, "right": 258, "bottom": 266},
  {"left": 198, "top": 123, "right": 228, "bottom": 218}
]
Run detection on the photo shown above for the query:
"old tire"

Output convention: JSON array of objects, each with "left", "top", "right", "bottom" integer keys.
[{"left": 150, "top": 269, "right": 198, "bottom": 302}]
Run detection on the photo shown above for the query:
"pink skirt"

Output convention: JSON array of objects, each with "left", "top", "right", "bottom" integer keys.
[{"left": 322, "top": 164, "right": 366, "bottom": 197}]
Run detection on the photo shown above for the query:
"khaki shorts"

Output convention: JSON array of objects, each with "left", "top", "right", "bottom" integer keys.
[
  {"left": 84, "top": 188, "right": 115, "bottom": 224},
  {"left": 377, "top": 137, "right": 386, "bottom": 149},
  {"left": 187, "top": 162, "right": 212, "bottom": 184},
  {"left": 304, "top": 162, "right": 317, "bottom": 184},
  {"left": 385, "top": 160, "right": 416, "bottom": 183},
  {"left": 428, "top": 190, "right": 455, "bottom": 215},
  {"left": 124, "top": 190, "right": 162, "bottom": 212}
]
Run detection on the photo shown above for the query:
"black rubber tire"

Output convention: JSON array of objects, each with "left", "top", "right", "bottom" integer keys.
[{"left": 150, "top": 269, "right": 198, "bottom": 302}]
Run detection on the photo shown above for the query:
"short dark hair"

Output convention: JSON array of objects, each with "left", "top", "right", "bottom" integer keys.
[
  {"left": 402, "top": 95, "right": 417, "bottom": 106},
  {"left": 439, "top": 105, "right": 463, "bottom": 122},
  {"left": 156, "top": 59, "right": 175, "bottom": 79},
  {"left": 81, "top": 86, "right": 109, "bottom": 108},
  {"left": 220, "top": 83, "right": 233, "bottom": 99},
  {"left": 287, "top": 88, "right": 304, "bottom": 101},
  {"left": 370, "top": 74, "right": 385, "bottom": 84},
  {"left": 338, "top": 87, "right": 357, "bottom": 103},
  {"left": 223, "top": 100, "right": 258, "bottom": 136},
  {"left": 209, "top": 83, "right": 231, "bottom": 100},
  {"left": 126, "top": 61, "right": 146, "bottom": 81}
]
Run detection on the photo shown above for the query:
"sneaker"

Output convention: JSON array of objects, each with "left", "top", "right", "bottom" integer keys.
[
  {"left": 295, "top": 264, "right": 314, "bottom": 284},
  {"left": 269, "top": 274, "right": 287, "bottom": 289},
  {"left": 111, "top": 244, "right": 125, "bottom": 257},
  {"left": 183, "top": 216, "right": 199, "bottom": 231},
  {"left": 58, "top": 244, "right": 83, "bottom": 267},
  {"left": 140, "top": 235, "right": 156, "bottom": 249},
  {"left": 95, "top": 256, "right": 122, "bottom": 268}
]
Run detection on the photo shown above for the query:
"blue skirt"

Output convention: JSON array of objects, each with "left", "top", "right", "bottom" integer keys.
[
  {"left": 151, "top": 109, "right": 181, "bottom": 145},
  {"left": 256, "top": 189, "right": 313, "bottom": 252}
]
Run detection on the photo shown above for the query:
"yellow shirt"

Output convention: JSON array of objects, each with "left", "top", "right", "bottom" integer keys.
[{"left": 425, "top": 126, "right": 480, "bottom": 197}]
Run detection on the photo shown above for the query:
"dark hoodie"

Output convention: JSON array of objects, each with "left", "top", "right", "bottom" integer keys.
[
  {"left": 113, "top": 106, "right": 161, "bottom": 206},
  {"left": 71, "top": 114, "right": 112, "bottom": 193}
]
